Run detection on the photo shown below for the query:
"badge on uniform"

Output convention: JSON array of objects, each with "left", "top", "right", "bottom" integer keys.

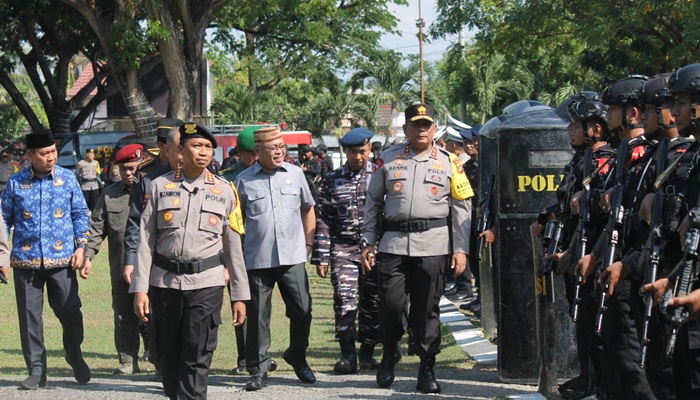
[
  {"left": 431, "top": 174, "right": 442, "bottom": 183},
  {"left": 23, "top": 210, "right": 32, "bottom": 219},
  {"left": 53, "top": 240, "right": 63, "bottom": 251},
  {"left": 395, "top": 160, "right": 405, "bottom": 165},
  {"left": 53, "top": 208, "right": 64, "bottom": 218},
  {"left": 163, "top": 210, "right": 174, "bottom": 223},
  {"left": 393, "top": 182, "right": 403, "bottom": 193},
  {"left": 393, "top": 171, "right": 401, "bottom": 178},
  {"left": 208, "top": 215, "right": 218, "bottom": 226},
  {"left": 20, "top": 180, "right": 32, "bottom": 189},
  {"left": 210, "top": 186, "right": 223, "bottom": 194},
  {"left": 164, "top": 182, "right": 177, "bottom": 189},
  {"left": 53, "top": 177, "right": 64, "bottom": 186},
  {"left": 286, "top": 179, "right": 292, "bottom": 185},
  {"left": 430, "top": 186, "right": 439, "bottom": 196},
  {"left": 173, "top": 198, "right": 181, "bottom": 207},
  {"left": 22, "top": 241, "right": 31, "bottom": 251}
]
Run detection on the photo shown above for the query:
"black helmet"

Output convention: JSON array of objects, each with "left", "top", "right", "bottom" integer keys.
[
  {"left": 669, "top": 63, "right": 700, "bottom": 95},
  {"left": 640, "top": 73, "right": 676, "bottom": 137},
  {"left": 601, "top": 75, "right": 647, "bottom": 134},
  {"left": 317, "top": 143, "right": 328, "bottom": 152},
  {"left": 601, "top": 75, "right": 647, "bottom": 105},
  {"left": 640, "top": 73, "right": 673, "bottom": 107},
  {"left": 567, "top": 91, "right": 608, "bottom": 123},
  {"left": 669, "top": 64, "right": 700, "bottom": 135}
]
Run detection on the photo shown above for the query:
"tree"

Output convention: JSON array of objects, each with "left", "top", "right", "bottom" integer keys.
[{"left": 0, "top": 0, "right": 114, "bottom": 133}]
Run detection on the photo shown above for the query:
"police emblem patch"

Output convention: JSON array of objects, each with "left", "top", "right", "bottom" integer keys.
[
  {"left": 430, "top": 186, "right": 439, "bottom": 196},
  {"left": 393, "top": 171, "right": 401, "bottom": 178},
  {"left": 53, "top": 240, "right": 63, "bottom": 251},
  {"left": 208, "top": 215, "right": 218, "bottom": 226},
  {"left": 393, "top": 182, "right": 403, "bottom": 193},
  {"left": 163, "top": 210, "right": 174, "bottom": 223},
  {"left": 22, "top": 241, "right": 31, "bottom": 251},
  {"left": 53, "top": 177, "right": 64, "bottom": 186},
  {"left": 53, "top": 208, "right": 64, "bottom": 218},
  {"left": 173, "top": 198, "right": 181, "bottom": 207},
  {"left": 432, "top": 175, "right": 442, "bottom": 182}
]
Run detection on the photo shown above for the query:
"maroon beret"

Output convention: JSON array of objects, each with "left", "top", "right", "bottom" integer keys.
[{"left": 113, "top": 144, "right": 143, "bottom": 164}]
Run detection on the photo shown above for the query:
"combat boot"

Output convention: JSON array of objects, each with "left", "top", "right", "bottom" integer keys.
[
  {"left": 416, "top": 356, "right": 441, "bottom": 393},
  {"left": 333, "top": 339, "right": 357, "bottom": 374},
  {"left": 358, "top": 343, "right": 379, "bottom": 370},
  {"left": 376, "top": 344, "right": 402, "bottom": 388}
]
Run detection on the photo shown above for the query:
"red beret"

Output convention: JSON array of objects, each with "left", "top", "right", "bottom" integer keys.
[{"left": 113, "top": 144, "right": 143, "bottom": 164}]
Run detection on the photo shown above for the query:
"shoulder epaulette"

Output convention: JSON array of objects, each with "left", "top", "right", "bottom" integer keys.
[
  {"left": 137, "top": 158, "right": 154, "bottom": 170},
  {"left": 219, "top": 166, "right": 233, "bottom": 175}
]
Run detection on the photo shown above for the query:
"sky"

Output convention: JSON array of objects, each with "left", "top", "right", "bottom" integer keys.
[{"left": 380, "top": 0, "right": 462, "bottom": 62}]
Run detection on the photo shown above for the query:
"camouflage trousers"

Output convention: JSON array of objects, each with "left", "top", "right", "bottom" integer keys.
[{"left": 330, "top": 244, "right": 380, "bottom": 345}]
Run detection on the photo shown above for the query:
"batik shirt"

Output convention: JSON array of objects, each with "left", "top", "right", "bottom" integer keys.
[{"left": 1, "top": 165, "right": 89, "bottom": 269}]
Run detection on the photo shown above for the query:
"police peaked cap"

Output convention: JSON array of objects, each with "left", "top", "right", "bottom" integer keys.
[
  {"left": 156, "top": 117, "right": 184, "bottom": 143},
  {"left": 341, "top": 128, "right": 374, "bottom": 147},
  {"left": 179, "top": 122, "right": 217, "bottom": 148}
]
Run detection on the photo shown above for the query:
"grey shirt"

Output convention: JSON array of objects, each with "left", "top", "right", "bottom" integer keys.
[
  {"left": 235, "top": 162, "right": 315, "bottom": 269},
  {"left": 130, "top": 168, "right": 250, "bottom": 302}
]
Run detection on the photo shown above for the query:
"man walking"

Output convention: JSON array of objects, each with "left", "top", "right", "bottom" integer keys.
[
  {"left": 0, "top": 129, "right": 91, "bottom": 390},
  {"left": 235, "top": 126, "right": 317, "bottom": 391}
]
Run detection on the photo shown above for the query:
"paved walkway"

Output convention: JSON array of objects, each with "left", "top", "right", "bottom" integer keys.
[{"left": 0, "top": 296, "right": 550, "bottom": 399}]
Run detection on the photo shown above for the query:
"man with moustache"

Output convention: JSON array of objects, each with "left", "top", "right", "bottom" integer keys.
[{"left": 235, "top": 126, "right": 317, "bottom": 391}]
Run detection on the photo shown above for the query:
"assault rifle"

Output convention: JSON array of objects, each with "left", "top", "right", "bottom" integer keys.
[
  {"left": 476, "top": 175, "right": 495, "bottom": 261},
  {"left": 639, "top": 138, "right": 669, "bottom": 367},
  {"left": 665, "top": 207, "right": 700, "bottom": 355},
  {"left": 572, "top": 148, "right": 594, "bottom": 322},
  {"left": 595, "top": 140, "right": 629, "bottom": 336}
]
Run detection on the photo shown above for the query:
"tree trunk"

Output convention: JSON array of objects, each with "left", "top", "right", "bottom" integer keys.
[{"left": 0, "top": 70, "right": 43, "bottom": 131}]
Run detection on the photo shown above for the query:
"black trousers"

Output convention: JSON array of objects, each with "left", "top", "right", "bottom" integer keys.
[
  {"left": 82, "top": 189, "right": 98, "bottom": 210},
  {"left": 599, "top": 280, "right": 654, "bottom": 400},
  {"left": 13, "top": 267, "right": 85, "bottom": 376},
  {"left": 377, "top": 253, "right": 447, "bottom": 358},
  {"left": 150, "top": 285, "right": 223, "bottom": 400},
  {"left": 245, "top": 263, "right": 312, "bottom": 374},
  {"left": 673, "top": 319, "right": 700, "bottom": 400},
  {"left": 111, "top": 281, "right": 141, "bottom": 364}
]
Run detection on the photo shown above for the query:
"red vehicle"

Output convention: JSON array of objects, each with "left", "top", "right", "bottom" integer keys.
[{"left": 209, "top": 125, "right": 312, "bottom": 164}]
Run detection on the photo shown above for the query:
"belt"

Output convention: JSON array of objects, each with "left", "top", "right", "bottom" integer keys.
[
  {"left": 82, "top": 178, "right": 98, "bottom": 182},
  {"left": 382, "top": 218, "right": 448, "bottom": 233},
  {"left": 155, "top": 252, "right": 224, "bottom": 274}
]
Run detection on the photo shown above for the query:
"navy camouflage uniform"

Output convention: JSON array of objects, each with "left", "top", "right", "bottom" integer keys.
[{"left": 312, "top": 161, "right": 379, "bottom": 345}]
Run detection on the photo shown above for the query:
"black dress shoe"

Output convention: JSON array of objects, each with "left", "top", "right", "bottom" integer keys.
[
  {"left": 283, "top": 351, "right": 316, "bottom": 383},
  {"left": 73, "top": 358, "right": 91, "bottom": 384},
  {"left": 19, "top": 374, "right": 47, "bottom": 390},
  {"left": 244, "top": 373, "right": 268, "bottom": 391},
  {"left": 270, "top": 359, "right": 278, "bottom": 372}
]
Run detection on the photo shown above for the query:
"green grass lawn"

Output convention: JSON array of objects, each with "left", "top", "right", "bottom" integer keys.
[{"left": 0, "top": 240, "right": 474, "bottom": 377}]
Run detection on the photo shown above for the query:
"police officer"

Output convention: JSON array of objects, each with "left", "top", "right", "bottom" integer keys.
[
  {"left": 577, "top": 76, "right": 656, "bottom": 400},
  {"left": 135, "top": 118, "right": 183, "bottom": 179},
  {"left": 0, "top": 129, "right": 91, "bottom": 390},
  {"left": 85, "top": 144, "right": 145, "bottom": 375},
  {"left": 317, "top": 143, "right": 334, "bottom": 179},
  {"left": 0, "top": 148, "right": 18, "bottom": 192},
  {"left": 644, "top": 63, "right": 700, "bottom": 400},
  {"left": 312, "top": 128, "right": 380, "bottom": 374},
  {"left": 130, "top": 122, "right": 249, "bottom": 399},
  {"left": 123, "top": 118, "right": 183, "bottom": 371},
  {"left": 76, "top": 148, "right": 101, "bottom": 210},
  {"left": 361, "top": 103, "right": 474, "bottom": 394}
]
